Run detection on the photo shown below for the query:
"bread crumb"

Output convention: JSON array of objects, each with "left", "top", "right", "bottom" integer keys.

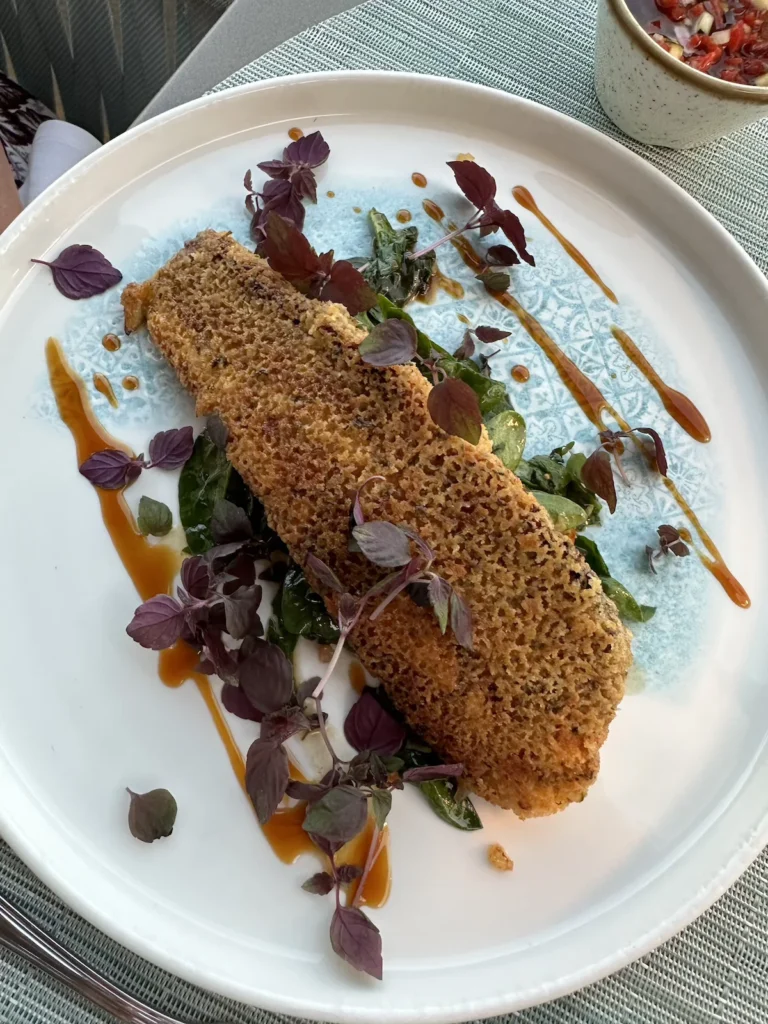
[{"left": 488, "top": 843, "right": 514, "bottom": 872}]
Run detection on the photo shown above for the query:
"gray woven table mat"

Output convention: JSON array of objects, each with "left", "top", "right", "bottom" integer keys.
[{"left": 3, "top": 0, "right": 768, "bottom": 1021}]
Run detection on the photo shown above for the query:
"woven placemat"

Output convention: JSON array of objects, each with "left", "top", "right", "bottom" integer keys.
[{"left": 3, "top": 1, "right": 767, "bottom": 1022}]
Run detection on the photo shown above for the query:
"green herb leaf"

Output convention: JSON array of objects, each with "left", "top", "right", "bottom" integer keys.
[
  {"left": 531, "top": 491, "right": 589, "bottom": 532},
  {"left": 418, "top": 779, "right": 483, "bottom": 831},
  {"left": 371, "top": 788, "right": 392, "bottom": 829},
  {"left": 361, "top": 209, "right": 435, "bottom": 306},
  {"left": 266, "top": 604, "right": 298, "bottom": 658},
  {"left": 573, "top": 535, "right": 611, "bottom": 578},
  {"left": 127, "top": 788, "right": 177, "bottom": 843},
  {"left": 281, "top": 565, "right": 340, "bottom": 644},
  {"left": 178, "top": 431, "right": 233, "bottom": 554},
  {"left": 574, "top": 536, "right": 655, "bottom": 623},
  {"left": 486, "top": 409, "right": 526, "bottom": 472},
  {"left": 517, "top": 447, "right": 600, "bottom": 526},
  {"left": 136, "top": 496, "right": 173, "bottom": 537},
  {"left": 600, "top": 577, "right": 656, "bottom": 623}
]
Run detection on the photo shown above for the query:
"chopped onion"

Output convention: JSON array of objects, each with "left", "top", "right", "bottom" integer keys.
[
  {"left": 711, "top": 28, "right": 731, "bottom": 44},
  {"left": 752, "top": 0, "right": 768, "bottom": 10},
  {"left": 694, "top": 11, "right": 715, "bottom": 33},
  {"left": 755, "top": 72, "right": 768, "bottom": 86},
  {"left": 674, "top": 24, "right": 693, "bottom": 50},
  {"left": 668, "top": 42, "right": 685, "bottom": 59}
]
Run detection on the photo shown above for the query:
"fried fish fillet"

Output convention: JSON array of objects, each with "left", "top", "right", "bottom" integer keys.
[{"left": 123, "top": 230, "right": 632, "bottom": 818}]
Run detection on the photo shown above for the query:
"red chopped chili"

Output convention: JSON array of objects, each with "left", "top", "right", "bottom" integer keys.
[{"left": 637, "top": 0, "right": 768, "bottom": 84}]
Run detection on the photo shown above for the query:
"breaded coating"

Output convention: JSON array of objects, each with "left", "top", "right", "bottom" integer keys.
[{"left": 123, "top": 230, "right": 632, "bottom": 818}]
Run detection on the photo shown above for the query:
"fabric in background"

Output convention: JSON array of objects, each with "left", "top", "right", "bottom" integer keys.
[
  {"left": 1, "top": 0, "right": 768, "bottom": 1023},
  {"left": 0, "top": 0, "right": 233, "bottom": 140}
]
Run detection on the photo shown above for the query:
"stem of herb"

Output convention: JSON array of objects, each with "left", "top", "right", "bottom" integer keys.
[
  {"left": 312, "top": 628, "right": 350, "bottom": 699},
  {"left": 352, "top": 823, "right": 382, "bottom": 909},
  {"left": 314, "top": 694, "right": 341, "bottom": 767},
  {"left": 407, "top": 222, "right": 471, "bottom": 261},
  {"left": 370, "top": 573, "right": 423, "bottom": 622}
]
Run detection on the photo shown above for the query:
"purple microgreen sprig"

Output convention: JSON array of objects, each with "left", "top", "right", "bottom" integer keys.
[
  {"left": 581, "top": 427, "right": 669, "bottom": 515},
  {"left": 259, "top": 212, "right": 377, "bottom": 316},
  {"left": 646, "top": 524, "right": 690, "bottom": 574},
  {"left": 245, "top": 131, "right": 330, "bottom": 242},
  {"left": 309, "top": 491, "right": 474, "bottom": 704},
  {"left": 79, "top": 426, "right": 194, "bottom": 490},
  {"left": 453, "top": 324, "right": 511, "bottom": 360},
  {"left": 31, "top": 244, "right": 122, "bottom": 299},
  {"left": 408, "top": 160, "right": 534, "bottom": 267},
  {"left": 357, "top": 321, "right": 483, "bottom": 446}
]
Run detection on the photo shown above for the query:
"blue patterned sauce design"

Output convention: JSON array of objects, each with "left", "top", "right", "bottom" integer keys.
[{"left": 35, "top": 185, "right": 719, "bottom": 691}]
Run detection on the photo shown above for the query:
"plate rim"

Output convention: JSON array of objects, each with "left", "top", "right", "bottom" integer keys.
[{"left": 1, "top": 69, "right": 767, "bottom": 1022}]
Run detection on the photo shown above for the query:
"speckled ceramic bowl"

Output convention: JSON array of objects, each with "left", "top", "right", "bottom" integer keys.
[{"left": 595, "top": 0, "right": 768, "bottom": 148}]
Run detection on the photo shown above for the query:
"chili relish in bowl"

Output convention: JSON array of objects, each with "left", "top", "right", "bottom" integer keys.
[{"left": 640, "top": 0, "right": 768, "bottom": 83}]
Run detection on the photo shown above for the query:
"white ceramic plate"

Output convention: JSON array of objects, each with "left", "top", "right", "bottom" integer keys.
[{"left": 1, "top": 72, "right": 767, "bottom": 1023}]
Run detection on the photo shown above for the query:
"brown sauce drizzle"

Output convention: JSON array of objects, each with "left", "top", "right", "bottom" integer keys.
[
  {"left": 610, "top": 326, "right": 711, "bottom": 443},
  {"left": 411, "top": 172, "right": 427, "bottom": 188},
  {"left": 512, "top": 364, "right": 530, "bottom": 383},
  {"left": 102, "top": 333, "right": 121, "bottom": 352},
  {"left": 665, "top": 482, "right": 749, "bottom": 608},
  {"left": 47, "top": 340, "right": 178, "bottom": 601},
  {"left": 47, "top": 339, "right": 394, "bottom": 887},
  {"left": 457, "top": 313, "right": 471, "bottom": 325},
  {"left": 419, "top": 263, "right": 465, "bottom": 304},
  {"left": 422, "top": 209, "right": 748, "bottom": 609},
  {"left": 512, "top": 186, "right": 618, "bottom": 305},
  {"left": 122, "top": 375, "right": 140, "bottom": 391},
  {"left": 288, "top": 127, "right": 303, "bottom": 141},
  {"left": 340, "top": 817, "right": 391, "bottom": 908},
  {"left": 422, "top": 198, "right": 444, "bottom": 222},
  {"left": 396, "top": 209, "right": 412, "bottom": 223},
  {"left": 425, "top": 201, "right": 610, "bottom": 426},
  {"left": 349, "top": 662, "right": 367, "bottom": 693},
  {"left": 93, "top": 372, "right": 118, "bottom": 408}
]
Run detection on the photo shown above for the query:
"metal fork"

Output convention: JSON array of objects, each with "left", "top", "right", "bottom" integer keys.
[{"left": 0, "top": 892, "right": 201, "bottom": 1023}]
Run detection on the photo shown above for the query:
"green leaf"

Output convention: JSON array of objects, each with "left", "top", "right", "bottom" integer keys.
[
  {"left": 401, "top": 741, "right": 482, "bottom": 831},
  {"left": 516, "top": 448, "right": 600, "bottom": 526},
  {"left": 281, "top": 565, "right": 340, "bottom": 644},
  {"left": 531, "top": 491, "right": 589, "bottom": 532},
  {"left": 361, "top": 209, "right": 436, "bottom": 307},
  {"left": 359, "top": 294, "right": 516, "bottom": 423},
  {"left": 574, "top": 535, "right": 611, "bottom": 578},
  {"left": 136, "top": 496, "right": 173, "bottom": 537},
  {"left": 418, "top": 779, "right": 483, "bottom": 831},
  {"left": 266, "top": 607, "right": 298, "bottom": 658},
  {"left": 178, "top": 432, "right": 233, "bottom": 554},
  {"left": 600, "top": 577, "right": 656, "bottom": 623},
  {"left": 574, "top": 536, "right": 655, "bottom": 623},
  {"left": 370, "top": 788, "right": 392, "bottom": 830},
  {"left": 486, "top": 409, "right": 526, "bottom": 472}
]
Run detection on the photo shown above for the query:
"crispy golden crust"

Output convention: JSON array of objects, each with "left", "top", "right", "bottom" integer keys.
[{"left": 123, "top": 230, "right": 632, "bottom": 818}]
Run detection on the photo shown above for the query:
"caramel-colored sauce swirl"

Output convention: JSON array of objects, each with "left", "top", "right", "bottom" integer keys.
[{"left": 512, "top": 186, "right": 618, "bottom": 304}]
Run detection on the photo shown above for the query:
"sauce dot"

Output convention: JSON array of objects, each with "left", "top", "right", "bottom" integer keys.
[
  {"left": 122, "top": 375, "right": 140, "bottom": 391},
  {"left": 395, "top": 209, "right": 412, "bottom": 223},
  {"left": 326, "top": 190, "right": 335, "bottom": 198},
  {"left": 102, "top": 333, "right": 121, "bottom": 352},
  {"left": 349, "top": 662, "right": 367, "bottom": 694},
  {"left": 352, "top": 206, "right": 362, "bottom": 214},
  {"left": 456, "top": 152, "right": 475, "bottom": 162},
  {"left": 92, "top": 372, "right": 118, "bottom": 408},
  {"left": 288, "top": 127, "right": 303, "bottom": 141},
  {"left": 457, "top": 313, "right": 471, "bottom": 325},
  {"left": 411, "top": 172, "right": 427, "bottom": 188},
  {"left": 511, "top": 364, "right": 530, "bottom": 383}
]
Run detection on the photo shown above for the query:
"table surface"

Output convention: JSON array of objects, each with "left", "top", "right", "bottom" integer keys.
[{"left": 3, "top": 0, "right": 768, "bottom": 1022}]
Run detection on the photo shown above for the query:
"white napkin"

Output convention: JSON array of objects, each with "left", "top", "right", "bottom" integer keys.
[{"left": 19, "top": 120, "right": 101, "bottom": 206}]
